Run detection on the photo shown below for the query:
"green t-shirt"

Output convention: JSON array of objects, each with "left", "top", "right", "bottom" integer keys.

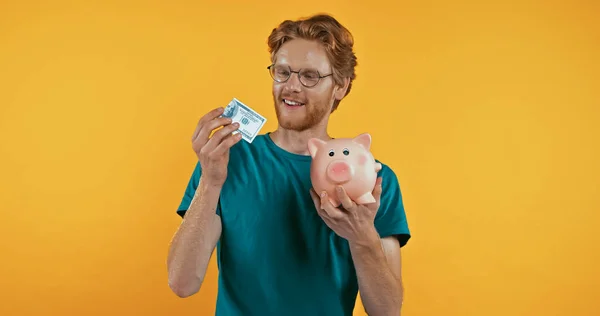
[{"left": 177, "top": 133, "right": 411, "bottom": 316}]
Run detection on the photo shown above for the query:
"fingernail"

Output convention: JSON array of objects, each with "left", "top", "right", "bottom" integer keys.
[
  {"left": 233, "top": 122, "right": 239, "bottom": 127},
  {"left": 321, "top": 191, "right": 326, "bottom": 197},
  {"left": 336, "top": 186, "right": 343, "bottom": 192}
]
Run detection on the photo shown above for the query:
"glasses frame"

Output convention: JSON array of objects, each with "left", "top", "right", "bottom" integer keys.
[{"left": 267, "top": 64, "right": 333, "bottom": 88}]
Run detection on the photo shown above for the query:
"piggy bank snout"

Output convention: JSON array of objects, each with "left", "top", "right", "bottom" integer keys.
[{"left": 326, "top": 160, "right": 355, "bottom": 184}]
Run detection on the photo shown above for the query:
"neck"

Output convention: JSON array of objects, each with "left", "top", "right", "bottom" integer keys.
[{"left": 270, "top": 125, "right": 332, "bottom": 156}]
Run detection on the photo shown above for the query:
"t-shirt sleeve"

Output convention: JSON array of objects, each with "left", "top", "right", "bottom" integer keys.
[
  {"left": 176, "top": 161, "right": 221, "bottom": 218},
  {"left": 374, "top": 163, "right": 411, "bottom": 247}
]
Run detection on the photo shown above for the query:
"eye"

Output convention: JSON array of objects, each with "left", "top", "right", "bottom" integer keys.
[
  {"left": 302, "top": 71, "right": 318, "bottom": 80},
  {"left": 343, "top": 148, "right": 350, "bottom": 156},
  {"left": 328, "top": 149, "right": 335, "bottom": 157}
]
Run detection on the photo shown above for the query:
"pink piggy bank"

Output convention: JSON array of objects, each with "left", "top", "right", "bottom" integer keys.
[{"left": 307, "top": 133, "right": 382, "bottom": 207}]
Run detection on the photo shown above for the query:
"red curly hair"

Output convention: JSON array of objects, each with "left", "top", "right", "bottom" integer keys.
[{"left": 267, "top": 13, "right": 358, "bottom": 112}]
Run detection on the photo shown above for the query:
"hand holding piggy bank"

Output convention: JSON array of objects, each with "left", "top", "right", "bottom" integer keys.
[{"left": 307, "top": 133, "right": 382, "bottom": 207}]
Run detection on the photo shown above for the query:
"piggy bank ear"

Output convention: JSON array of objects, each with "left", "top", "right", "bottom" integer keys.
[
  {"left": 307, "top": 138, "right": 326, "bottom": 158},
  {"left": 353, "top": 133, "right": 372, "bottom": 150}
]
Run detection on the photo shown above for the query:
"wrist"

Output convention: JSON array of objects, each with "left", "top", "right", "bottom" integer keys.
[
  {"left": 197, "top": 178, "right": 223, "bottom": 201},
  {"left": 199, "top": 178, "right": 223, "bottom": 192},
  {"left": 349, "top": 225, "right": 382, "bottom": 251}
]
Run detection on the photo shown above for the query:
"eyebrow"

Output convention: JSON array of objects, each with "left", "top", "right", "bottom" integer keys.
[{"left": 274, "top": 63, "right": 321, "bottom": 71}]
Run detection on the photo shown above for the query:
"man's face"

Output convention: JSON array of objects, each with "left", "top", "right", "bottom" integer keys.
[{"left": 271, "top": 39, "right": 345, "bottom": 131}]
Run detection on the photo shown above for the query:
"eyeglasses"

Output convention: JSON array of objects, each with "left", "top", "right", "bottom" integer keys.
[{"left": 267, "top": 64, "right": 333, "bottom": 88}]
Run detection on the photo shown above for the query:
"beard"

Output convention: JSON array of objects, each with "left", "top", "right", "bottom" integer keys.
[{"left": 273, "top": 94, "right": 331, "bottom": 131}]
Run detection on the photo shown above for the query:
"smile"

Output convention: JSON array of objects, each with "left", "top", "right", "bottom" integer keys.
[{"left": 283, "top": 99, "right": 305, "bottom": 106}]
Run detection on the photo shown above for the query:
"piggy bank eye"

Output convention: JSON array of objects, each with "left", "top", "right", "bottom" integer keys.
[
  {"left": 343, "top": 148, "right": 350, "bottom": 156},
  {"left": 328, "top": 149, "right": 335, "bottom": 157}
]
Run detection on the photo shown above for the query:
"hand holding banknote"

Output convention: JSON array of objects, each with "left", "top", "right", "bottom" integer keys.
[{"left": 191, "top": 107, "right": 242, "bottom": 187}]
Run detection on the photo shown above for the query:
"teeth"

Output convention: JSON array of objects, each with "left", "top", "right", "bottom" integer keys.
[{"left": 284, "top": 99, "right": 303, "bottom": 106}]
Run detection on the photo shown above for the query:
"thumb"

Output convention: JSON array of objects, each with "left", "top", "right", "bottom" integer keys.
[
  {"left": 373, "top": 177, "right": 383, "bottom": 201},
  {"left": 309, "top": 188, "right": 321, "bottom": 211}
]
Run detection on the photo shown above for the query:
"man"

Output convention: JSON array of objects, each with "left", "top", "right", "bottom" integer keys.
[{"left": 167, "top": 13, "right": 411, "bottom": 316}]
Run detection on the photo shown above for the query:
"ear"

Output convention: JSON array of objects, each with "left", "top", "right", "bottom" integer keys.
[
  {"left": 307, "top": 138, "right": 326, "bottom": 158},
  {"left": 353, "top": 133, "right": 372, "bottom": 150},
  {"left": 334, "top": 77, "right": 350, "bottom": 101}
]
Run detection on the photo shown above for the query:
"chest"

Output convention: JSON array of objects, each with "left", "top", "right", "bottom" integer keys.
[
  {"left": 215, "top": 149, "right": 356, "bottom": 286},
  {"left": 217, "top": 155, "right": 339, "bottom": 252},
  {"left": 220, "top": 159, "right": 315, "bottom": 224}
]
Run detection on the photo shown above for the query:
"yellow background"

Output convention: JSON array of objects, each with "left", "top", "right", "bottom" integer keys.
[{"left": 1, "top": 0, "right": 598, "bottom": 315}]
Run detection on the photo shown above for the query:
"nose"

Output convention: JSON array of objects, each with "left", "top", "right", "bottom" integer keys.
[
  {"left": 326, "top": 161, "right": 354, "bottom": 184},
  {"left": 284, "top": 72, "right": 302, "bottom": 92}
]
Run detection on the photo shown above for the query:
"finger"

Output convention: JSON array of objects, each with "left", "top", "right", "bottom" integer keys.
[
  {"left": 309, "top": 188, "right": 321, "bottom": 211},
  {"left": 211, "top": 131, "right": 243, "bottom": 157},
  {"left": 196, "top": 116, "right": 233, "bottom": 144},
  {"left": 193, "top": 117, "right": 233, "bottom": 150},
  {"left": 192, "top": 107, "right": 225, "bottom": 141},
  {"left": 373, "top": 176, "right": 383, "bottom": 204},
  {"left": 205, "top": 121, "right": 240, "bottom": 150},
  {"left": 320, "top": 191, "right": 345, "bottom": 220},
  {"left": 335, "top": 186, "right": 355, "bottom": 211},
  {"left": 317, "top": 209, "right": 336, "bottom": 227},
  {"left": 315, "top": 206, "right": 331, "bottom": 221},
  {"left": 310, "top": 189, "right": 333, "bottom": 220}
]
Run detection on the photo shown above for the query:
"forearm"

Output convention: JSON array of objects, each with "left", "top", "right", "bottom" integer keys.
[
  {"left": 349, "top": 229, "right": 403, "bottom": 316},
  {"left": 167, "top": 178, "right": 222, "bottom": 297}
]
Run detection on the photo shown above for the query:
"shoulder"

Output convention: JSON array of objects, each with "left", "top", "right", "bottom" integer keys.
[
  {"left": 373, "top": 158, "right": 405, "bottom": 209},
  {"left": 372, "top": 159, "right": 411, "bottom": 246},
  {"left": 375, "top": 159, "right": 401, "bottom": 185}
]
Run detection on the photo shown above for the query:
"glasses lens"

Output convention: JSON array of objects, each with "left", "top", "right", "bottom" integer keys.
[
  {"left": 270, "top": 65, "right": 290, "bottom": 82},
  {"left": 299, "top": 69, "right": 320, "bottom": 87}
]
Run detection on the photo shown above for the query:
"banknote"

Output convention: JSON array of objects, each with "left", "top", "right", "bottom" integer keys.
[{"left": 220, "top": 98, "right": 267, "bottom": 143}]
